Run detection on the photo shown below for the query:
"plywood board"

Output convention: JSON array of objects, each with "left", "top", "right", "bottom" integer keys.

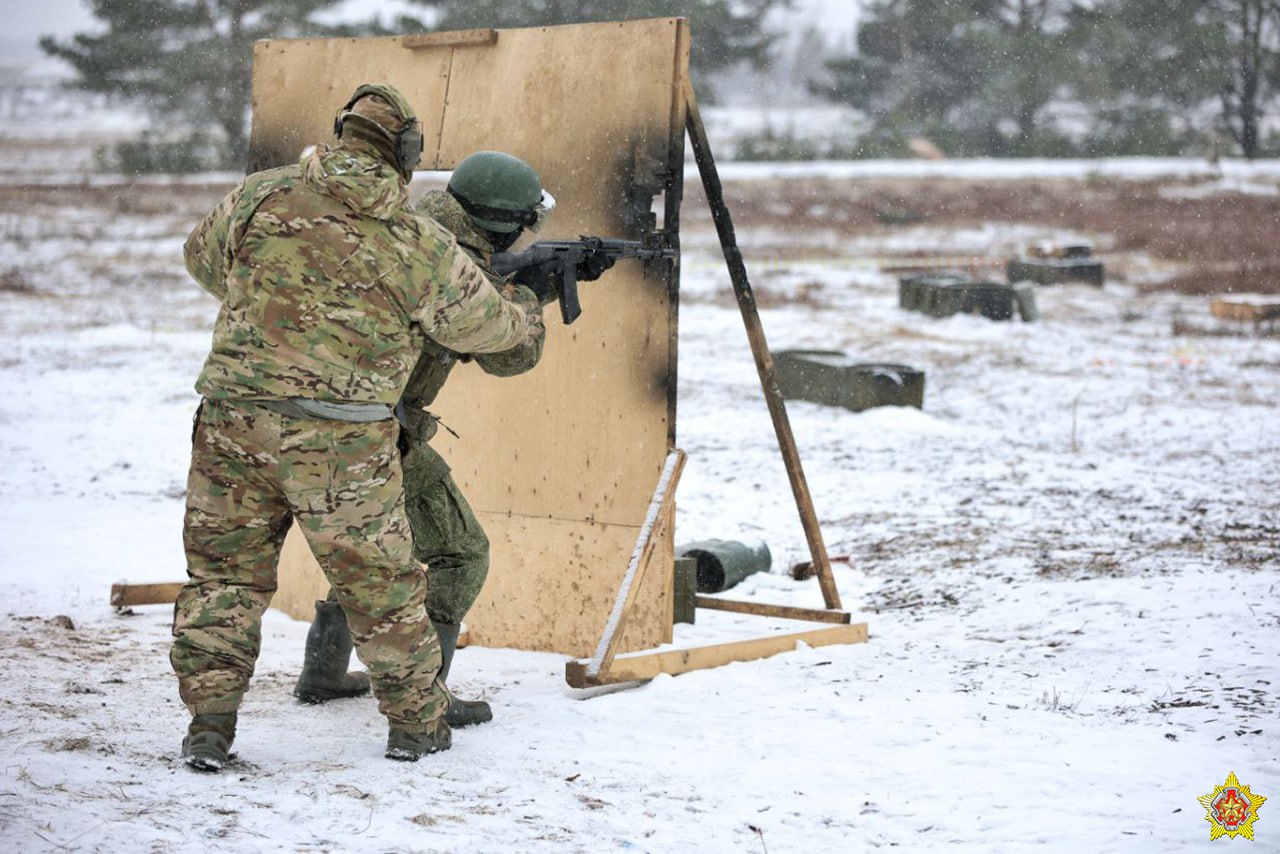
[
  {"left": 468, "top": 508, "right": 674, "bottom": 657},
  {"left": 253, "top": 20, "right": 688, "bottom": 654},
  {"left": 274, "top": 526, "right": 329, "bottom": 621},
  {"left": 247, "top": 37, "right": 452, "bottom": 173},
  {"left": 274, "top": 507, "right": 674, "bottom": 659}
]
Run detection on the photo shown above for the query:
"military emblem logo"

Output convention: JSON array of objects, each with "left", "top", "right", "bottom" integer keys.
[{"left": 1198, "top": 772, "right": 1266, "bottom": 841}]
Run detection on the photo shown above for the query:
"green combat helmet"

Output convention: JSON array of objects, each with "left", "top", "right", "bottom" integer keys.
[
  {"left": 333, "top": 83, "right": 424, "bottom": 183},
  {"left": 447, "top": 151, "right": 554, "bottom": 248}
]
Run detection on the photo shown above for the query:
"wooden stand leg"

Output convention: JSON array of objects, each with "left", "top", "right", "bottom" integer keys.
[{"left": 682, "top": 81, "right": 842, "bottom": 611}]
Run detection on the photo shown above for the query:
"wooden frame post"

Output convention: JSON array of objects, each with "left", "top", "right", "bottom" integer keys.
[
  {"left": 583, "top": 449, "right": 687, "bottom": 681},
  {"left": 565, "top": 78, "right": 867, "bottom": 690},
  {"left": 682, "top": 81, "right": 842, "bottom": 611}
]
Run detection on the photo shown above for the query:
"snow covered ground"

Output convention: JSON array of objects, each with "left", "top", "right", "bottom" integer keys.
[{"left": 1, "top": 139, "right": 1277, "bottom": 851}]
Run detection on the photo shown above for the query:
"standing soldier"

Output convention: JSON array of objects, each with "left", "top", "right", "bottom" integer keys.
[
  {"left": 172, "top": 85, "right": 542, "bottom": 771},
  {"left": 293, "top": 151, "right": 612, "bottom": 727}
]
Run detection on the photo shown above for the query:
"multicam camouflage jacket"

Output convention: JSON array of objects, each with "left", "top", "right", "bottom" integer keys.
[
  {"left": 183, "top": 142, "right": 538, "bottom": 406},
  {"left": 401, "top": 190, "right": 546, "bottom": 414}
]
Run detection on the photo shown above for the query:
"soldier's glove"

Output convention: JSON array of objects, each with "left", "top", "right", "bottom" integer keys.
[
  {"left": 512, "top": 262, "right": 561, "bottom": 305},
  {"left": 575, "top": 250, "right": 616, "bottom": 282},
  {"left": 500, "top": 282, "right": 546, "bottom": 340}
]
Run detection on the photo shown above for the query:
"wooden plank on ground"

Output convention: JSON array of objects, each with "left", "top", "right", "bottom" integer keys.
[
  {"left": 1211, "top": 299, "right": 1280, "bottom": 323},
  {"left": 694, "top": 596, "right": 851, "bottom": 624},
  {"left": 110, "top": 582, "right": 184, "bottom": 608},
  {"left": 565, "top": 622, "right": 868, "bottom": 688}
]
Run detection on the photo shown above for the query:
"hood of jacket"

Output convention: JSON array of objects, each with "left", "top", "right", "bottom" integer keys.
[{"left": 302, "top": 142, "right": 408, "bottom": 222}]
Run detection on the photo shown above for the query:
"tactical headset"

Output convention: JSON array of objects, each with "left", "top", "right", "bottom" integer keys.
[{"left": 333, "top": 84, "right": 424, "bottom": 180}]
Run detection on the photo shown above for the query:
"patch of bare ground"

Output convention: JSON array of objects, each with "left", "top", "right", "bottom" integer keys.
[
  {"left": 693, "top": 176, "right": 1280, "bottom": 294},
  {"left": 750, "top": 280, "right": 827, "bottom": 309},
  {"left": 1155, "top": 259, "right": 1280, "bottom": 295},
  {"left": 0, "top": 181, "right": 232, "bottom": 221},
  {"left": 0, "top": 267, "right": 35, "bottom": 293}
]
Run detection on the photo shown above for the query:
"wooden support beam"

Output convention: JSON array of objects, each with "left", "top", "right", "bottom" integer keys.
[
  {"left": 401, "top": 29, "right": 497, "bottom": 50},
  {"left": 566, "top": 622, "right": 868, "bottom": 688},
  {"left": 585, "top": 450, "right": 687, "bottom": 679},
  {"left": 695, "top": 596, "right": 851, "bottom": 624},
  {"left": 110, "top": 582, "right": 183, "bottom": 608},
  {"left": 682, "top": 81, "right": 842, "bottom": 611}
]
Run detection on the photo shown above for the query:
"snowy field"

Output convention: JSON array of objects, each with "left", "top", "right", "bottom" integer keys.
[{"left": 0, "top": 128, "right": 1278, "bottom": 851}]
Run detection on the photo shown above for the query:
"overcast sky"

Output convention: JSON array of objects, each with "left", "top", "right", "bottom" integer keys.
[
  {"left": 12, "top": 0, "right": 95, "bottom": 39},
  {"left": 1, "top": 0, "right": 439, "bottom": 67},
  {"left": 3, "top": 0, "right": 94, "bottom": 64},
  {"left": 2, "top": 0, "right": 858, "bottom": 69}
]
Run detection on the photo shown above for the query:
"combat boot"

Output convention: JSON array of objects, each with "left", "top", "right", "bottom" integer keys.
[
  {"left": 433, "top": 620, "right": 493, "bottom": 727},
  {"left": 181, "top": 712, "right": 237, "bottom": 772},
  {"left": 385, "top": 719, "right": 452, "bottom": 761},
  {"left": 294, "top": 600, "right": 371, "bottom": 704}
]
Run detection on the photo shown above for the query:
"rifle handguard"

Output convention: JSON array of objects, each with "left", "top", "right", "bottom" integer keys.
[{"left": 491, "top": 234, "right": 677, "bottom": 326}]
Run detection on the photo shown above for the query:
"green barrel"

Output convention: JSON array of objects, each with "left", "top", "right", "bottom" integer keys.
[{"left": 677, "top": 539, "right": 772, "bottom": 593}]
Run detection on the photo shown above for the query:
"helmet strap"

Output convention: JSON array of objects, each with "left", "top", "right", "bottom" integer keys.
[{"left": 487, "top": 227, "right": 524, "bottom": 252}]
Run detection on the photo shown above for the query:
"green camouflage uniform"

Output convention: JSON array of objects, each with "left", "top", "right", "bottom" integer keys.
[
  {"left": 171, "top": 141, "right": 539, "bottom": 734},
  {"left": 398, "top": 189, "right": 545, "bottom": 625}
]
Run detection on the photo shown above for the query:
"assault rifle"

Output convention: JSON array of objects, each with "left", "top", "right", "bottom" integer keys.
[{"left": 491, "top": 235, "right": 677, "bottom": 325}]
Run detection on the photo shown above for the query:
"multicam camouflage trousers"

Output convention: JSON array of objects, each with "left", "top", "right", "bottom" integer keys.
[
  {"left": 401, "top": 442, "right": 490, "bottom": 626},
  {"left": 171, "top": 398, "right": 447, "bottom": 732}
]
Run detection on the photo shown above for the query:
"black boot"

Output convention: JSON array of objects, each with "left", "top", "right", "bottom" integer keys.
[
  {"left": 385, "top": 719, "right": 452, "bottom": 761},
  {"left": 181, "top": 712, "right": 237, "bottom": 772},
  {"left": 433, "top": 620, "right": 493, "bottom": 727},
  {"left": 294, "top": 600, "right": 371, "bottom": 704}
]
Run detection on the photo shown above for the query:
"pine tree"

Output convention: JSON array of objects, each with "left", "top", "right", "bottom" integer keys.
[
  {"left": 813, "top": 0, "right": 1087, "bottom": 157},
  {"left": 40, "top": 0, "right": 357, "bottom": 170},
  {"left": 1082, "top": 0, "right": 1280, "bottom": 158}
]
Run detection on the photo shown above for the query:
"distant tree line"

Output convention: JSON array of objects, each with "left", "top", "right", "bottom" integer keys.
[
  {"left": 40, "top": 0, "right": 1280, "bottom": 171},
  {"left": 808, "top": 0, "right": 1280, "bottom": 159},
  {"left": 41, "top": 0, "right": 783, "bottom": 172}
]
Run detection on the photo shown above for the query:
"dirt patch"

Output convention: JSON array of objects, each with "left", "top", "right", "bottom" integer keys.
[
  {"left": 0, "top": 267, "right": 35, "bottom": 293},
  {"left": 1151, "top": 259, "right": 1280, "bottom": 295},
  {"left": 689, "top": 176, "right": 1280, "bottom": 294},
  {"left": 0, "top": 181, "right": 232, "bottom": 222}
]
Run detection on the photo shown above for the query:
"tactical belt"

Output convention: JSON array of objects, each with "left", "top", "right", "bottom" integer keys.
[{"left": 248, "top": 398, "right": 394, "bottom": 423}]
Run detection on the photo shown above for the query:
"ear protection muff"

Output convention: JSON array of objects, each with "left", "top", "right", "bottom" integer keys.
[{"left": 333, "top": 85, "right": 424, "bottom": 180}]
